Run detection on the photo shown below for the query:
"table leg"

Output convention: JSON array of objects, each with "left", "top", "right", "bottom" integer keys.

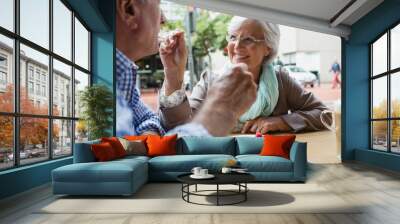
[
  {"left": 181, "top": 184, "right": 183, "bottom": 199},
  {"left": 217, "top": 184, "right": 219, "bottom": 206},
  {"left": 245, "top": 183, "right": 247, "bottom": 201},
  {"left": 195, "top": 184, "right": 197, "bottom": 192},
  {"left": 187, "top": 184, "right": 190, "bottom": 202}
]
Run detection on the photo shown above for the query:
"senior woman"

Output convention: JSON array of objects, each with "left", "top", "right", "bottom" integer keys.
[{"left": 159, "top": 16, "right": 331, "bottom": 134}]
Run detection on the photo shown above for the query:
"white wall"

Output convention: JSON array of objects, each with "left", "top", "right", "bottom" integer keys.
[
  {"left": 297, "top": 28, "right": 341, "bottom": 52},
  {"left": 278, "top": 25, "right": 341, "bottom": 83},
  {"left": 295, "top": 52, "right": 320, "bottom": 71},
  {"left": 279, "top": 25, "right": 297, "bottom": 54}
]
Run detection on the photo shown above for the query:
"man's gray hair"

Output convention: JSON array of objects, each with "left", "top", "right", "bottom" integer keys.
[{"left": 227, "top": 16, "right": 280, "bottom": 64}]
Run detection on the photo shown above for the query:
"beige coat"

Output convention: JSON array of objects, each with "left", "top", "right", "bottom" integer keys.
[{"left": 159, "top": 69, "right": 332, "bottom": 133}]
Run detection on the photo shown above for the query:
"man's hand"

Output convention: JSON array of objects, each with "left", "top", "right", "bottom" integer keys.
[
  {"left": 241, "top": 116, "right": 291, "bottom": 134},
  {"left": 193, "top": 63, "right": 257, "bottom": 136},
  {"left": 159, "top": 30, "right": 188, "bottom": 96}
]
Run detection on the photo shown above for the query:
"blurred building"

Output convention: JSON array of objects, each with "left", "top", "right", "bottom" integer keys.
[
  {"left": 161, "top": 0, "right": 186, "bottom": 21},
  {"left": 279, "top": 26, "right": 341, "bottom": 83},
  {"left": 0, "top": 41, "right": 76, "bottom": 147}
]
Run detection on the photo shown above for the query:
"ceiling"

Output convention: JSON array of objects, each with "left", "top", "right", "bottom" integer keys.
[{"left": 170, "top": 0, "right": 384, "bottom": 38}]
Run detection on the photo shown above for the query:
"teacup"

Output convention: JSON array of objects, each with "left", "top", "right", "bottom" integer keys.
[
  {"left": 199, "top": 169, "right": 208, "bottom": 176},
  {"left": 221, "top": 167, "right": 232, "bottom": 173},
  {"left": 191, "top": 167, "right": 202, "bottom": 176},
  {"left": 320, "top": 110, "right": 335, "bottom": 131}
]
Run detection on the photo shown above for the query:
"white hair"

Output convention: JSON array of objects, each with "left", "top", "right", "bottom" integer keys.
[{"left": 227, "top": 16, "right": 280, "bottom": 64}]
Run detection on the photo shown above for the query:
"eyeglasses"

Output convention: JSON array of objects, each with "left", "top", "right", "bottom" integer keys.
[{"left": 226, "top": 34, "right": 266, "bottom": 46}]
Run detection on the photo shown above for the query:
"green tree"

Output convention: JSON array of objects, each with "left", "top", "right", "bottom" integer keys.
[
  {"left": 213, "top": 14, "right": 233, "bottom": 53},
  {"left": 372, "top": 100, "right": 388, "bottom": 138},
  {"left": 79, "top": 84, "right": 113, "bottom": 140},
  {"left": 162, "top": 19, "right": 184, "bottom": 31},
  {"left": 192, "top": 12, "right": 232, "bottom": 70},
  {"left": 192, "top": 11, "right": 217, "bottom": 57},
  {"left": 391, "top": 99, "right": 400, "bottom": 141},
  {"left": 372, "top": 99, "right": 400, "bottom": 144}
]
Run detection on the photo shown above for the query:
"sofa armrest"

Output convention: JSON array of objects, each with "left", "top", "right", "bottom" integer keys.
[
  {"left": 73, "top": 140, "right": 100, "bottom": 163},
  {"left": 289, "top": 141, "right": 307, "bottom": 181}
]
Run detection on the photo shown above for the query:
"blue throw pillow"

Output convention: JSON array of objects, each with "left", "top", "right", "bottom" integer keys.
[
  {"left": 235, "top": 137, "right": 263, "bottom": 155},
  {"left": 177, "top": 137, "right": 236, "bottom": 155},
  {"left": 73, "top": 139, "right": 100, "bottom": 163}
]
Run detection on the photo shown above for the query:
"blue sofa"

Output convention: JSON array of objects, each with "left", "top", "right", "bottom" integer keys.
[{"left": 52, "top": 136, "right": 307, "bottom": 196}]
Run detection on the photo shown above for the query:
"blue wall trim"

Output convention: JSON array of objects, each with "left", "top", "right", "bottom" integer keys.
[
  {"left": 343, "top": 44, "right": 370, "bottom": 160},
  {"left": 91, "top": 0, "right": 114, "bottom": 87},
  {"left": 343, "top": 0, "right": 400, "bottom": 171},
  {"left": 92, "top": 33, "right": 114, "bottom": 87},
  {"left": 0, "top": 157, "right": 72, "bottom": 199},
  {"left": 65, "top": 0, "right": 110, "bottom": 32},
  {"left": 91, "top": 0, "right": 115, "bottom": 135},
  {"left": 355, "top": 149, "right": 400, "bottom": 172},
  {"left": 349, "top": 0, "right": 400, "bottom": 45},
  {"left": 92, "top": 32, "right": 115, "bottom": 135}
]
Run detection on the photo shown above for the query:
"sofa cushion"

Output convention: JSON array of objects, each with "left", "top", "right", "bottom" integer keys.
[
  {"left": 52, "top": 158, "right": 147, "bottom": 183},
  {"left": 115, "top": 155, "right": 150, "bottom": 163},
  {"left": 147, "top": 134, "right": 177, "bottom": 157},
  {"left": 91, "top": 142, "right": 118, "bottom": 161},
  {"left": 235, "top": 137, "right": 263, "bottom": 155},
  {"left": 119, "top": 139, "right": 147, "bottom": 156},
  {"left": 73, "top": 139, "right": 100, "bottom": 163},
  {"left": 148, "top": 154, "right": 235, "bottom": 172},
  {"left": 177, "top": 137, "right": 236, "bottom": 155},
  {"left": 260, "top": 134, "right": 296, "bottom": 159},
  {"left": 101, "top": 137, "right": 127, "bottom": 158},
  {"left": 236, "top": 155, "right": 293, "bottom": 172},
  {"left": 124, "top": 135, "right": 150, "bottom": 150}
]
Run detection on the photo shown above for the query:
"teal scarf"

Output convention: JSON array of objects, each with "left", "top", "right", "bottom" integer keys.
[{"left": 239, "top": 62, "right": 279, "bottom": 123}]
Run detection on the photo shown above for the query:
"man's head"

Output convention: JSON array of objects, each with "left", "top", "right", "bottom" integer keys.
[{"left": 116, "top": 0, "right": 166, "bottom": 61}]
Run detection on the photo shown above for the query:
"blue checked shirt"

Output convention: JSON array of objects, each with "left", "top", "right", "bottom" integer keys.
[
  {"left": 116, "top": 49, "right": 210, "bottom": 137},
  {"left": 116, "top": 50, "right": 165, "bottom": 136}
]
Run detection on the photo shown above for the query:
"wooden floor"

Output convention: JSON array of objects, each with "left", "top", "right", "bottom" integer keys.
[{"left": 1, "top": 162, "right": 400, "bottom": 224}]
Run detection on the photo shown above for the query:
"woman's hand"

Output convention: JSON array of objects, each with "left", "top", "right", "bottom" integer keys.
[
  {"left": 241, "top": 116, "right": 291, "bottom": 134},
  {"left": 159, "top": 31, "right": 188, "bottom": 96}
]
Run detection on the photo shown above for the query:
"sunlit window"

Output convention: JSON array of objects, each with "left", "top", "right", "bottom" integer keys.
[
  {"left": 371, "top": 23, "right": 400, "bottom": 154},
  {"left": 0, "top": 0, "right": 91, "bottom": 170}
]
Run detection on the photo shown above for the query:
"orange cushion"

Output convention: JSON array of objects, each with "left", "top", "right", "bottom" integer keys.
[
  {"left": 146, "top": 134, "right": 178, "bottom": 157},
  {"left": 259, "top": 134, "right": 296, "bottom": 159},
  {"left": 91, "top": 142, "right": 118, "bottom": 162},
  {"left": 101, "top": 137, "right": 127, "bottom": 158}
]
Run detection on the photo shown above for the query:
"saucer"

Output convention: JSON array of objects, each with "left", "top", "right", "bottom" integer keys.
[
  {"left": 190, "top": 174, "right": 215, "bottom": 179},
  {"left": 232, "top": 170, "right": 249, "bottom": 174}
]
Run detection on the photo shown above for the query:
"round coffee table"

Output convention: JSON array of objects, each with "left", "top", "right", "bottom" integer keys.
[{"left": 177, "top": 173, "right": 255, "bottom": 206}]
